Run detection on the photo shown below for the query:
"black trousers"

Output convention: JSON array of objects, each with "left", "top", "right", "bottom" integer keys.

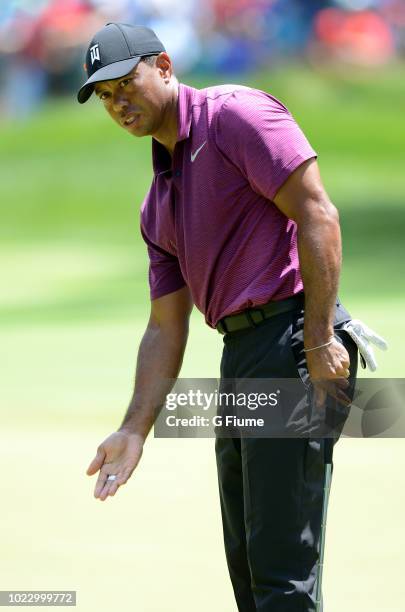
[{"left": 215, "top": 301, "right": 358, "bottom": 611}]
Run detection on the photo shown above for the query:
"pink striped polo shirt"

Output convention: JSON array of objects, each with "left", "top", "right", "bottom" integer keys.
[{"left": 140, "top": 83, "right": 316, "bottom": 328}]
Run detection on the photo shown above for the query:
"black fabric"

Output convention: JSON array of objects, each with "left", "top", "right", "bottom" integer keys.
[{"left": 215, "top": 301, "right": 358, "bottom": 611}]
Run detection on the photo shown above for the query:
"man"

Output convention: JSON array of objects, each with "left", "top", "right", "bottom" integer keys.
[{"left": 79, "top": 23, "right": 358, "bottom": 611}]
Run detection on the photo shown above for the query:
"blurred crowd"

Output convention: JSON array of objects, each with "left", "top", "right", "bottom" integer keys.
[{"left": 0, "top": 0, "right": 404, "bottom": 117}]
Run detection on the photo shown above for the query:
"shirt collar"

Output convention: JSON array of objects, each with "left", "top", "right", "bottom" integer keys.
[
  {"left": 152, "top": 82, "right": 195, "bottom": 175},
  {"left": 177, "top": 82, "right": 194, "bottom": 142}
]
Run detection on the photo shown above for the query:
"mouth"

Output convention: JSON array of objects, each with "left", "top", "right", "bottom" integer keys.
[{"left": 122, "top": 113, "right": 141, "bottom": 127}]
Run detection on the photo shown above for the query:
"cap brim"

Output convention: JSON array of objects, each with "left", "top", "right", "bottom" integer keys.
[{"left": 77, "top": 57, "right": 141, "bottom": 104}]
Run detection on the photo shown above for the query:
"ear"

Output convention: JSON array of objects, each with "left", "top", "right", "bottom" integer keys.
[{"left": 156, "top": 52, "right": 173, "bottom": 83}]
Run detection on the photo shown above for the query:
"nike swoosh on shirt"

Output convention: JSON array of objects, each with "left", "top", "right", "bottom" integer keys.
[{"left": 191, "top": 141, "right": 207, "bottom": 162}]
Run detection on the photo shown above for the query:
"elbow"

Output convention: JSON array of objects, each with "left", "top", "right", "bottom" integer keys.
[
  {"left": 324, "top": 199, "right": 339, "bottom": 225},
  {"left": 317, "top": 200, "right": 340, "bottom": 234},
  {"left": 302, "top": 194, "right": 340, "bottom": 228},
  {"left": 148, "top": 314, "right": 190, "bottom": 343}
]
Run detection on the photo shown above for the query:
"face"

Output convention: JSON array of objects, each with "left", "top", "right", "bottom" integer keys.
[{"left": 94, "top": 54, "right": 173, "bottom": 137}]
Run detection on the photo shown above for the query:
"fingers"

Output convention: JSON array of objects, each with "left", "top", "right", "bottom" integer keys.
[
  {"left": 94, "top": 469, "right": 109, "bottom": 499},
  {"left": 99, "top": 471, "right": 129, "bottom": 499},
  {"left": 335, "top": 341, "right": 350, "bottom": 369},
  {"left": 86, "top": 446, "right": 106, "bottom": 476},
  {"left": 98, "top": 473, "right": 120, "bottom": 500},
  {"left": 96, "top": 467, "right": 133, "bottom": 501},
  {"left": 313, "top": 384, "right": 327, "bottom": 409},
  {"left": 98, "top": 479, "right": 116, "bottom": 501},
  {"left": 96, "top": 471, "right": 119, "bottom": 501},
  {"left": 327, "top": 382, "right": 352, "bottom": 406},
  {"left": 313, "top": 378, "right": 352, "bottom": 409}
]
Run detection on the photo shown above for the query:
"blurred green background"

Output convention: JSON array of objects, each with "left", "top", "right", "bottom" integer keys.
[{"left": 1, "top": 65, "right": 404, "bottom": 611}]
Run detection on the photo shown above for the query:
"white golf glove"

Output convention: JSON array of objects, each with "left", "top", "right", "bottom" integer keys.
[{"left": 342, "top": 319, "right": 388, "bottom": 372}]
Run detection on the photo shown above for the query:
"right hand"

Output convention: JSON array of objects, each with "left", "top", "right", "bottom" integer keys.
[{"left": 86, "top": 430, "right": 144, "bottom": 501}]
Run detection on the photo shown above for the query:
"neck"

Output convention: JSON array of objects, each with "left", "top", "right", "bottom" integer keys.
[{"left": 152, "top": 82, "right": 179, "bottom": 157}]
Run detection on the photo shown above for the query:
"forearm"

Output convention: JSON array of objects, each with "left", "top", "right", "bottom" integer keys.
[
  {"left": 118, "top": 321, "right": 189, "bottom": 440},
  {"left": 297, "top": 201, "right": 342, "bottom": 347}
]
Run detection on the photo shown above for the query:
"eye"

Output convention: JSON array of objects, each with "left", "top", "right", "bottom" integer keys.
[
  {"left": 120, "top": 78, "right": 131, "bottom": 88},
  {"left": 98, "top": 91, "right": 110, "bottom": 101}
]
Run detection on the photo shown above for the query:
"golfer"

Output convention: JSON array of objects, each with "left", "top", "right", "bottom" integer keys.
[{"left": 80, "top": 23, "right": 358, "bottom": 611}]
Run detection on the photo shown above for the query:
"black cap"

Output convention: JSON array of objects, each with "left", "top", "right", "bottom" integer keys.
[{"left": 77, "top": 23, "right": 165, "bottom": 104}]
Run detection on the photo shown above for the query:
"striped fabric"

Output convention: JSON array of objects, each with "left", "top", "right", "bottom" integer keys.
[{"left": 140, "top": 83, "right": 317, "bottom": 328}]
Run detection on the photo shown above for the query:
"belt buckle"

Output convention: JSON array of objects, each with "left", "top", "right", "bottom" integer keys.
[{"left": 246, "top": 307, "right": 266, "bottom": 327}]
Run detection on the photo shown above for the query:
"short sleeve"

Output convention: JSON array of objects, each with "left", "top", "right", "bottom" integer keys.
[
  {"left": 214, "top": 89, "right": 317, "bottom": 201},
  {"left": 141, "top": 228, "right": 187, "bottom": 300}
]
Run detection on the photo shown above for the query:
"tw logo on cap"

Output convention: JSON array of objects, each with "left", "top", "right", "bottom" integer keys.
[{"left": 90, "top": 44, "right": 100, "bottom": 65}]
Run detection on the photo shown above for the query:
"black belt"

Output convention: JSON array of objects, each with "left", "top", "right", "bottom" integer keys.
[{"left": 216, "top": 294, "right": 305, "bottom": 335}]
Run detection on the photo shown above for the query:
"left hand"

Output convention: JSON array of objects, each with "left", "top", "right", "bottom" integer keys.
[{"left": 305, "top": 337, "right": 352, "bottom": 408}]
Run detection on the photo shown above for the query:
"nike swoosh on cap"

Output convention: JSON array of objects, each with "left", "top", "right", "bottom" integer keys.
[{"left": 191, "top": 141, "right": 207, "bottom": 162}]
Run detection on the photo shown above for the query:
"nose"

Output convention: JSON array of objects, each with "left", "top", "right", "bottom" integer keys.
[{"left": 112, "top": 91, "right": 128, "bottom": 114}]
